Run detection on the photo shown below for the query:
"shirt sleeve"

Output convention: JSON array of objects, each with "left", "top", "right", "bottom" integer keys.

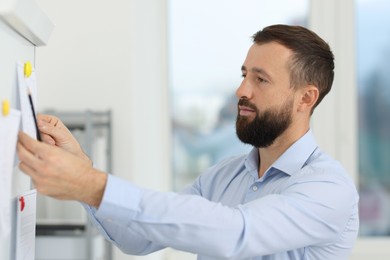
[
  {"left": 83, "top": 175, "right": 165, "bottom": 255},
  {"left": 91, "top": 169, "right": 358, "bottom": 258}
]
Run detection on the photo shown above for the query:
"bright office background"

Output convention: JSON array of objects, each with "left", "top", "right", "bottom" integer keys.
[
  {"left": 34, "top": 0, "right": 390, "bottom": 259},
  {"left": 356, "top": 0, "right": 390, "bottom": 236}
]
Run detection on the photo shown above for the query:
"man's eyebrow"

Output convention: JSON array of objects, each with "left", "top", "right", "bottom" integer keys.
[
  {"left": 241, "top": 66, "right": 272, "bottom": 79},
  {"left": 251, "top": 67, "right": 272, "bottom": 79}
]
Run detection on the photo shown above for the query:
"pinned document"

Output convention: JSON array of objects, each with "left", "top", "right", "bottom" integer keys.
[
  {"left": 15, "top": 189, "right": 37, "bottom": 260},
  {"left": 0, "top": 108, "right": 21, "bottom": 238}
]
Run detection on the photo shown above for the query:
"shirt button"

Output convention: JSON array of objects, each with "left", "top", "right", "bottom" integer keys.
[{"left": 252, "top": 185, "right": 258, "bottom": 191}]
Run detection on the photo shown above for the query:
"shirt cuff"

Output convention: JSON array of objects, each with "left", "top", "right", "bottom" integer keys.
[{"left": 95, "top": 174, "right": 141, "bottom": 227}]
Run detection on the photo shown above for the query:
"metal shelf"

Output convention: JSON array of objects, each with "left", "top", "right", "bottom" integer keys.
[{"left": 36, "top": 109, "right": 113, "bottom": 260}]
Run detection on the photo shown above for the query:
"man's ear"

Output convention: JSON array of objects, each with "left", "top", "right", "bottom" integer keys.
[{"left": 297, "top": 85, "right": 319, "bottom": 113}]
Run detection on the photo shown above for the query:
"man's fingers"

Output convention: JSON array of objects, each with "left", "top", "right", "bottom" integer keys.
[
  {"left": 17, "top": 138, "right": 42, "bottom": 174},
  {"left": 18, "top": 131, "right": 52, "bottom": 162},
  {"left": 19, "top": 160, "right": 38, "bottom": 177},
  {"left": 37, "top": 114, "right": 61, "bottom": 127},
  {"left": 41, "top": 133, "right": 56, "bottom": 145},
  {"left": 37, "top": 117, "right": 70, "bottom": 143},
  {"left": 38, "top": 121, "right": 61, "bottom": 140},
  {"left": 37, "top": 114, "right": 56, "bottom": 124},
  {"left": 18, "top": 131, "right": 39, "bottom": 153}
]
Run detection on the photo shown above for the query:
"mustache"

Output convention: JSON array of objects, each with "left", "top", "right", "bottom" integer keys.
[{"left": 238, "top": 98, "right": 258, "bottom": 111}]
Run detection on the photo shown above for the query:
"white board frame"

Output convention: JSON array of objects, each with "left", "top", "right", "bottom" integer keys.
[{"left": 0, "top": 0, "right": 54, "bottom": 46}]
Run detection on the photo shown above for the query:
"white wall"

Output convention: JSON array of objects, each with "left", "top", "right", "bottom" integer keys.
[{"left": 35, "top": 0, "right": 170, "bottom": 260}]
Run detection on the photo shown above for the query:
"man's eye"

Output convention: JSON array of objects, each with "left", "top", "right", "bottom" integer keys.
[
  {"left": 241, "top": 74, "right": 246, "bottom": 78},
  {"left": 257, "top": 77, "right": 267, "bottom": 83}
]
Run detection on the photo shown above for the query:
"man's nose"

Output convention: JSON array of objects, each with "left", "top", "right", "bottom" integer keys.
[{"left": 236, "top": 77, "right": 253, "bottom": 100}]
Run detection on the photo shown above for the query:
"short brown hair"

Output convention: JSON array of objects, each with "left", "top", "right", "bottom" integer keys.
[{"left": 252, "top": 24, "right": 334, "bottom": 113}]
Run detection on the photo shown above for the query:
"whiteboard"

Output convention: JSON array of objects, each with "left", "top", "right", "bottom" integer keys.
[{"left": 0, "top": 0, "right": 53, "bottom": 258}]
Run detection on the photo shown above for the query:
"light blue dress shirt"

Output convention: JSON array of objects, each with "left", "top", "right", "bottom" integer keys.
[{"left": 85, "top": 130, "right": 359, "bottom": 259}]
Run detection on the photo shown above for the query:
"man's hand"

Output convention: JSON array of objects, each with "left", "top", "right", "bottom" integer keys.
[
  {"left": 17, "top": 132, "right": 107, "bottom": 208},
  {"left": 37, "top": 114, "right": 92, "bottom": 165}
]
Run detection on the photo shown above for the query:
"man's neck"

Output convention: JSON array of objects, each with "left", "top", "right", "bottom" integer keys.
[{"left": 257, "top": 125, "right": 309, "bottom": 178}]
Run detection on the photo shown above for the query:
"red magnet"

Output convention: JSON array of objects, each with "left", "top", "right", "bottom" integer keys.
[{"left": 19, "top": 196, "right": 25, "bottom": 212}]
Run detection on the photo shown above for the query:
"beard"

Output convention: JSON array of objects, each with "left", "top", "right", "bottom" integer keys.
[{"left": 236, "top": 97, "right": 293, "bottom": 148}]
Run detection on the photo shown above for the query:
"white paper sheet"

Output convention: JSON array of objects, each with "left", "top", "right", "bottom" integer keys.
[
  {"left": 16, "top": 61, "right": 38, "bottom": 139},
  {"left": 0, "top": 109, "right": 21, "bottom": 238},
  {"left": 15, "top": 189, "right": 37, "bottom": 260}
]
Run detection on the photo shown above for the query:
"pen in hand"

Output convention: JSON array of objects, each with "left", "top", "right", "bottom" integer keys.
[{"left": 27, "top": 89, "right": 42, "bottom": 141}]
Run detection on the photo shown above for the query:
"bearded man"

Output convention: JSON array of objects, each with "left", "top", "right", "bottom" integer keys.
[{"left": 18, "top": 24, "right": 359, "bottom": 260}]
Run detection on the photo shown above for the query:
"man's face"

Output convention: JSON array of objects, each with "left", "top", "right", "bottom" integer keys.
[{"left": 235, "top": 42, "right": 296, "bottom": 148}]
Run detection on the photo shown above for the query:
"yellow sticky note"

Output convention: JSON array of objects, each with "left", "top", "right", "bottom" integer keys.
[
  {"left": 24, "top": 61, "right": 32, "bottom": 78},
  {"left": 2, "top": 99, "right": 10, "bottom": 116}
]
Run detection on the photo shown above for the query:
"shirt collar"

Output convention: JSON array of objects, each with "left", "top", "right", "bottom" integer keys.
[
  {"left": 244, "top": 129, "right": 318, "bottom": 177},
  {"left": 272, "top": 129, "right": 318, "bottom": 175}
]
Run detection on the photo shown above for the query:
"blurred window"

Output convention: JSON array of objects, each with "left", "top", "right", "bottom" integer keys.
[{"left": 357, "top": 0, "right": 390, "bottom": 236}]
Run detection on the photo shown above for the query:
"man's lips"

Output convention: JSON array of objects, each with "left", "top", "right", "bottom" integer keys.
[{"left": 238, "top": 105, "right": 256, "bottom": 116}]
